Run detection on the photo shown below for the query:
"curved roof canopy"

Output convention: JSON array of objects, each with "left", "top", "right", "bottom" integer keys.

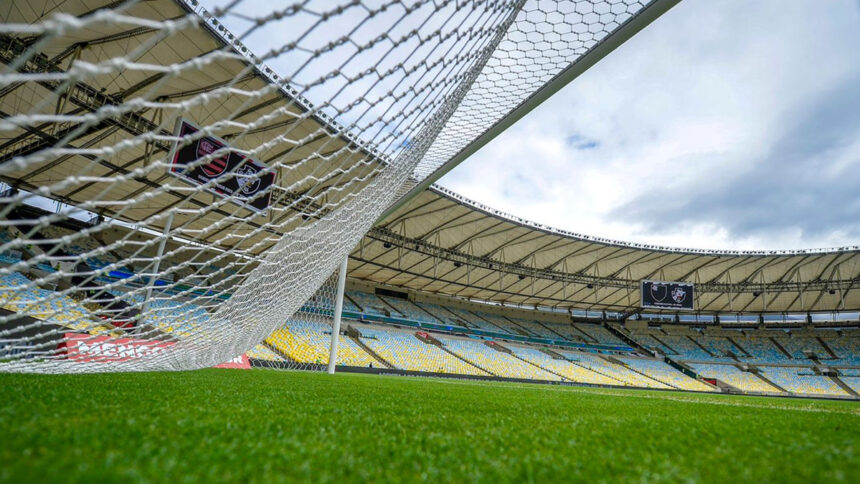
[{"left": 349, "top": 186, "right": 860, "bottom": 314}]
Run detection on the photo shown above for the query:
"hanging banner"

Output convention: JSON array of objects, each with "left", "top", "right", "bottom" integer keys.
[{"left": 168, "top": 118, "right": 277, "bottom": 213}]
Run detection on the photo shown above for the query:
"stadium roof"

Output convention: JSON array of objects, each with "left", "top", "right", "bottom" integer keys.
[
  {"left": 1, "top": 0, "right": 385, "bottom": 257},
  {"left": 350, "top": 185, "right": 860, "bottom": 314},
  {"left": 4, "top": 0, "right": 858, "bottom": 315}
]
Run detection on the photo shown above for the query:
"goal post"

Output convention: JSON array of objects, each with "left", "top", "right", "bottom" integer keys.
[{"left": 0, "top": 0, "right": 671, "bottom": 373}]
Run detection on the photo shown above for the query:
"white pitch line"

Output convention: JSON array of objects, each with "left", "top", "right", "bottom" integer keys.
[{"left": 367, "top": 373, "right": 860, "bottom": 416}]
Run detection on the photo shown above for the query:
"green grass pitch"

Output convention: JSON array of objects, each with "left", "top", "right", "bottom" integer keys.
[{"left": 1, "top": 369, "right": 858, "bottom": 483}]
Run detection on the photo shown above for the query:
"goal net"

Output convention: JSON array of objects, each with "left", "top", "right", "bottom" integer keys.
[{"left": 0, "top": 0, "right": 659, "bottom": 372}]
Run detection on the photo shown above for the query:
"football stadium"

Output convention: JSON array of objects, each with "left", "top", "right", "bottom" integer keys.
[{"left": 1, "top": 0, "right": 859, "bottom": 482}]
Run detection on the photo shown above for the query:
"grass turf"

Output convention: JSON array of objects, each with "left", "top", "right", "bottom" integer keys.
[{"left": 1, "top": 369, "right": 858, "bottom": 483}]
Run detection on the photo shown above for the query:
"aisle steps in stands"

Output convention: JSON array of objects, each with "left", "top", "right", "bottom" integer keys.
[
  {"left": 532, "top": 320, "right": 568, "bottom": 340},
  {"left": 726, "top": 337, "right": 753, "bottom": 358},
  {"left": 747, "top": 367, "right": 789, "bottom": 393},
  {"left": 605, "top": 323, "right": 652, "bottom": 356},
  {"left": 769, "top": 338, "right": 794, "bottom": 360},
  {"left": 816, "top": 337, "right": 838, "bottom": 359},
  {"left": 831, "top": 376, "right": 860, "bottom": 397},
  {"left": 438, "top": 342, "right": 496, "bottom": 376},
  {"left": 540, "top": 348, "right": 565, "bottom": 359},
  {"left": 264, "top": 340, "right": 298, "bottom": 364},
  {"left": 496, "top": 342, "right": 572, "bottom": 382},
  {"left": 347, "top": 330, "right": 394, "bottom": 369},
  {"left": 501, "top": 316, "right": 540, "bottom": 337},
  {"left": 564, "top": 357, "right": 624, "bottom": 386},
  {"left": 605, "top": 355, "right": 682, "bottom": 390},
  {"left": 650, "top": 333, "right": 678, "bottom": 355},
  {"left": 687, "top": 335, "right": 716, "bottom": 358},
  {"left": 371, "top": 295, "right": 408, "bottom": 318}
]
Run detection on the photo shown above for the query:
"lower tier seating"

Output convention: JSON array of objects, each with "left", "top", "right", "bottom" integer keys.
[
  {"left": 687, "top": 363, "right": 781, "bottom": 393},
  {"left": 359, "top": 327, "right": 488, "bottom": 375},
  {"left": 266, "top": 319, "right": 374, "bottom": 367},
  {"left": 757, "top": 367, "right": 848, "bottom": 396},
  {"left": 559, "top": 351, "right": 671, "bottom": 389},
  {"left": 508, "top": 346, "right": 618, "bottom": 385},
  {"left": 246, "top": 344, "right": 285, "bottom": 362},
  {"left": 437, "top": 337, "right": 560, "bottom": 381},
  {"left": 620, "top": 357, "right": 715, "bottom": 392}
]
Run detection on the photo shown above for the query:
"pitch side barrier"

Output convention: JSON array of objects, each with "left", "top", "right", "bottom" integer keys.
[
  {"left": 247, "top": 359, "right": 860, "bottom": 401},
  {"left": 299, "top": 308, "right": 633, "bottom": 353}
]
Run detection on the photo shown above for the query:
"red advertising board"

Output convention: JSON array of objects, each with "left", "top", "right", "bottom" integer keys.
[
  {"left": 213, "top": 354, "right": 251, "bottom": 369},
  {"left": 58, "top": 333, "right": 174, "bottom": 363}
]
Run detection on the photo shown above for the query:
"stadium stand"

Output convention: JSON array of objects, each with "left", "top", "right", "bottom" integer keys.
[
  {"left": 732, "top": 336, "right": 792, "bottom": 364},
  {"left": 697, "top": 335, "right": 743, "bottom": 360},
  {"left": 654, "top": 334, "right": 715, "bottom": 361},
  {"left": 508, "top": 346, "right": 620, "bottom": 385},
  {"left": 267, "top": 319, "right": 375, "bottom": 367},
  {"left": 375, "top": 295, "right": 438, "bottom": 324},
  {"left": 506, "top": 317, "right": 559, "bottom": 339},
  {"left": 436, "top": 337, "right": 560, "bottom": 381},
  {"left": 346, "top": 291, "right": 394, "bottom": 316},
  {"left": 411, "top": 303, "right": 484, "bottom": 330},
  {"left": 246, "top": 344, "right": 285, "bottom": 362},
  {"left": 575, "top": 323, "right": 626, "bottom": 346},
  {"left": 472, "top": 311, "right": 532, "bottom": 337},
  {"left": 559, "top": 351, "right": 671, "bottom": 389},
  {"left": 774, "top": 334, "right": 827, "bottom": 360},
  {"left": 827, "top": 333, "right": 860, "bottom": 365},
  {"left": 620, "top": 357, "right": 715, "bottom": 392},
  {"left": 3, "top": 232, "right": 858, "bottom": 399},
  {"left": 539, "top": 321, "right": 589, "bottom": 342},
  {"left": 687, "top": 364, "right": 781, "bottom": 393},
  {"left": 357, "top": 327, "right": 487, "bottom": 375},
  {"left": 757, "top": 367, "right": 848, "bottom": 396},
  {"left": 0, "top": 272, "right": 107, "bottom": 333},
  {"left": 841, "top": 377, "right": 860, "bottom": 394}
]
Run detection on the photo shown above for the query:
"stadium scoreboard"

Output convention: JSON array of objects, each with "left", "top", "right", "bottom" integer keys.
[{"left": 641, "top": 280, "right": 695, "bottom": 311}]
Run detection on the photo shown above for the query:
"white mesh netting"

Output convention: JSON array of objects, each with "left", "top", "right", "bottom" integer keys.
[{"left": 0, "top": 0, "right": 655, "bottom": 372}]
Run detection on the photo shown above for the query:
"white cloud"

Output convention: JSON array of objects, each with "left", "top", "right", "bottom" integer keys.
[{"left": 439, "top": 0, "right": 860, "bottom": 250}]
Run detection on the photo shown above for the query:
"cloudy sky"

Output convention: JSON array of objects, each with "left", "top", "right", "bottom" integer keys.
[{"left": 438, "top": 0, "right": 860, "bottom": 251}]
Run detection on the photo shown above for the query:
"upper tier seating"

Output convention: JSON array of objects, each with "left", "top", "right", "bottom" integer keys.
[
  {"left": 472, "top": 311, "right": 532, "bottom": 336},
  {"left": 732, "top": 337, "right": 791, "bottom": 364},
  {"left": 826, "top": 334, "right": 860, "bottom": 365},
  {"left": 687, "top": 363, "right": 782, "bottom": 393},
  {"left": 757, "top": 367, "right": 847, "bottom": 396},
  {"left": 376, "top": 295, "right": 438, "bottom": 324},
  {"left": 575, "top": 323, "right": 625, "bottom": 346},
  {"left": 773, "top": 335, "right": 827, "bottom": 360},
  {"left": 346, "top": 291, "right": 393, "bottom": 317},
  {"left": 697, "top": 336, "right": 742, "bottom": 361},
  {"left": 620, "top": 357, "right": 715, "bottom": 392},
  {"left": 539, "top": 321, "right": 588, "bottom": 341},
  {"left": 358, "top": 327, "right": 487, "bottom": 375},
  {"left": 627, "top": 332, "right": 678, "bottom": 355},
  {"left": 506, "top": 317, "right": 559, "bottom": 339},
  {"left": 415, "top": 303, "right": 484, "bottom": 331},
  {"left": 437, "top": 336, "right": 560, "bottom": 381},
  {"left": 655, "top": 335, "right": 714, "bottom": 361}
]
